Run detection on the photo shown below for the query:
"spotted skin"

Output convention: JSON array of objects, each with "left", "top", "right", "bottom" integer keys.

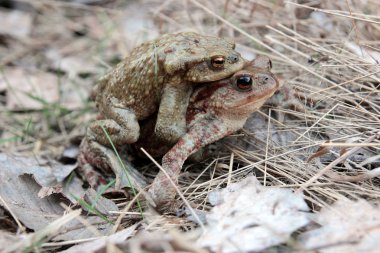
[
  {"left": 81, "top": 32, "right": 245, "bottom": 188},
  {"left": 147, "top": 56, "right": 280, "bottom": 210},
  {"left": 93, "top": 32, "right": 244, "bottom": 145}
]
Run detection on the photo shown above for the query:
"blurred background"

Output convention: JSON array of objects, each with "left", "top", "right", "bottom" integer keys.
[
  {"left": 0, "top": 0, "right": 379, "bottom": 191},
  {"left": 1, "top": 1, "right": 380, "bottom": 251}
]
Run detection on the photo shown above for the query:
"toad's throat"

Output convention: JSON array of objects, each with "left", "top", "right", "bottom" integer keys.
[{"left": 226, "top": 88, "right": 278, "bottom": 109}]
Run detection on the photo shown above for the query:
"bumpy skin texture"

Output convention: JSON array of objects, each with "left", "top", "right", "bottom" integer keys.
[
  {"left": 81, "top": 32, "right": 245, "bottom": 188},
  {"left": 147, "top": 56, "right": 280, "bottom": 210},
  {"left": 80, "top": 56, "right": 279, "bottom": 209},
  {"left": 92, "top": 32, "right": 244, "bottom": 145}
]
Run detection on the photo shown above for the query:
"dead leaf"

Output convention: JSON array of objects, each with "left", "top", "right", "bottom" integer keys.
[
  {"left": 345, "top": 42, "right": 380, "bottom": 65},
  {"left": 310, "top": 12, "right": 334, "bottom": 32},
  {"left": 326, "top": 167, "right": 380, "bottom": 182},
  {"left": 298, "top": 199, "right": 380, "bottom": 253},
  {"left": 0, "top": 9, "right": 32, "bottom": 39},
  {"left": 3, "top": 210, "right": 81, "bottom": 253},
  {"left": 307, "top": 140, "right": 331, "bottom": 162},
  {"left": 45, "top": 49, "right": 98, "bottom": 79},
  {"left": 126, "top": 230, "right": 207, "bottom": 253},
  {"left": 0, "top": 153, "right": 77, "bottom": 194},
  {"left": 59, "top": 82, "right": 90, "bottom": 110},
  {"left": 358, "top": 154, "right": 380, "bottom": 167},
  {"left": 1, "top": 68, "right": 59, "bottom": 110},
  {"left": 62, "top": 145, "right": 80, "bottom": 160},
  {"left": 197, "top": 176, "right": 310, "bottom": 253},
  {"left": 0, "top": 154, "right": 114, "bottom": 241},
  {"left": 2, "top": 210, "right": 114, "bottom": 251},
  {"left": 0, "top": 171, "right": 66, "bottom": 231},
  {"left": 83, "top": 188, "right": 119, "bottom": 215},
  {"left": 0, "top": 154, "right": 76, "bottom": 228},
  {"left": 119, "top": 1, "right": 158, "bottom": 52},
  {"left": 61, "top": 223, "right": 139, "bottom": 253},
  {"left": 52, "top": 216, "right": 114, "bottom": 242},
  {"left": 0, "top": 230, "right": 18, "bottom": 248}
]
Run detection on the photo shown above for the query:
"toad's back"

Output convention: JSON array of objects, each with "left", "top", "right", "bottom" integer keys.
[{"left": 95, "top": 32, "right": 239, "bottom": 120}]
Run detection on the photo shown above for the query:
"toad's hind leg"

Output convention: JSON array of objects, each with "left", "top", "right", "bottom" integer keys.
[
  {"left": 80, "top": 137, "right": 147, "bottom": 190},
  {"left": 88, "top": 107, "right": 140, "bottom": 147},
  {"left": 82, "top": 107, "right": 142, "bottom": 189},
  {"left": 81, "top": 123, "right": 147, "bottom": 190}
]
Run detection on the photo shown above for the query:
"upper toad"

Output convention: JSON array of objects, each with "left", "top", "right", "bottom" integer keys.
[{"left": 82, "top": 32, "right": 245, "bottom": 187}]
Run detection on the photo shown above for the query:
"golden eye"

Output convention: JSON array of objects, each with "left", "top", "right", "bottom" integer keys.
[
  {"left": 236, "top": 75, "right": 252, "bottom": 91},
  {"left": 211, "top": 56, "right": 225, "bottom": 69}
]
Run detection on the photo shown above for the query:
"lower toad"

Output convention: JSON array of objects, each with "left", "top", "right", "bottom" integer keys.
[{"left": 146, "top": 56, "right": 279, "bottom": 209}]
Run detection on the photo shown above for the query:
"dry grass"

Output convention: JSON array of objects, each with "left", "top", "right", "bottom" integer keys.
[{"left": 0, "top": 0, "right": 380, "bottom": 252}]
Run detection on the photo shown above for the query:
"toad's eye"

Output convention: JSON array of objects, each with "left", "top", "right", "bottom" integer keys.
[
  {"left": 236, "top": 75, "right": 252, "bottom": 91},
  {"left": 211, "top": 56, "right": 225, "bottom": 69}
]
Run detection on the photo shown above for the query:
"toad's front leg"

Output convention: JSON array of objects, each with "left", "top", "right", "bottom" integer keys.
[
  {"left": 149, "top": 117, "right": 231, "bottom": 211},
  {"left": 155, "top": 78, "right": 193, "bottom": 144}
]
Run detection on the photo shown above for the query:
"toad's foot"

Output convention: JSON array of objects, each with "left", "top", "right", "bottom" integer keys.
[
  {"left": 148, "top": 169, "right": 179, "bottom": 212},
  {"left": 87, "top": 117, "right": 140, "bottom": 148},
  {"left": 148, "top": 186, "right": 179, "bottom": 214},
  {"left": 79, "top": 138, "right": 147, "bottom": 191}
]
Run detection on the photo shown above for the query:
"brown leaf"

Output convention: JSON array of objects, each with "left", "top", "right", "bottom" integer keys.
[
  {"left": 1, "top": 68, "right": 59, "bottom": 110},
  {"left": 307, "top": 140, "right": 331, "bottom": 162},
  {"left": 0, "top": 230, "right": 18, "bottom": 247},
  {"left": 198, "top": 176, "right": 310, "bottom": 252},
  {"left": 61, "top": 224, "right": 139, "bottom": 253},
  {"left": 0, "top": 154, "right": 77, "bottom": 229},
  {"left": 299, "top": 199, "right": 380, "bottom": 253},
  {"left": 0, "top": 9, "right": 32, "bottom": 39},
  {"left": 339, "top": 137, "right": 363, "bottom": 158},
  {"left": 0, "top": 154, "right": 114, "bottom": 241},
  {"left": 83, "top": 188, "right": 119, "bottom": 215}
]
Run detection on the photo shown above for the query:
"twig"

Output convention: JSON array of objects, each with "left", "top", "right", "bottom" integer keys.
[
  {"left": 297, "top": 131, "right": 380, "bottom": 192},
  {"left": 0, "top": 194, "right": 26, "bottom": 232},
  {"left": 327, "top": 167, "right": 380, "bottom": 182},
  {"left": 227, "top": 152, "right": 234, "bottom": 185},
  {"left": 285, "top": 1, "right": 380, "bottom": 25},
  {"left": 320, "top": 142, "right": 380, "bottom": 147},
  {"left": 264, "top": 109, "right": 272, "bottom": 186}
]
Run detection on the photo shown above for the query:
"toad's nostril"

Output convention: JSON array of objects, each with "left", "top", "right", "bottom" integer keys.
[
  {"left": 258, "top": 75, "right": 271, "bottom": 85},
  {"left": 227, "top": 53, "right": 240, "bottom": 63}
]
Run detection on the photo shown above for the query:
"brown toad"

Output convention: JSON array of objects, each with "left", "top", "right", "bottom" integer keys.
[
  {"left": 142, "top": 56, "right": 280, "bottom": 209},
  {"left": 81, "top": 32, "right": 245, "bottom": 188}
]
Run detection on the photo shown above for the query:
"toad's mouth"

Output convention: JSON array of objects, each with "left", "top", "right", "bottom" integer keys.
[{"left": 229, "top": 87, "right": 278, "bottom": 109}]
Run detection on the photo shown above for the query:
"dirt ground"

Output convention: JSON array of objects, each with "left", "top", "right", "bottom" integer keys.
[{"left": 0, "top": 0, "right": 380, "bottom": 252}]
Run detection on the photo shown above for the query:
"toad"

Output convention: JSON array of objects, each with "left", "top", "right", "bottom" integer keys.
[
  {"left": 80, "top": 56, "right": 278, "bottom": 210},
  {"left": 82, "top": 32, "right": 245, "bottom": 187},
  {"left": 142, "top": 56, "right": 279, "bottom": 209}
]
